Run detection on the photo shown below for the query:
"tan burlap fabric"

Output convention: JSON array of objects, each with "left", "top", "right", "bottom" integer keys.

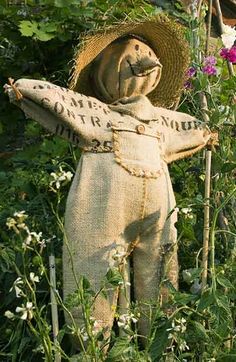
[
  {"left": 91, "top": 38, "right": 162, "bottom": 103},
  {"left": 5, "top": 79, "right": 211, "bottom": 341}
]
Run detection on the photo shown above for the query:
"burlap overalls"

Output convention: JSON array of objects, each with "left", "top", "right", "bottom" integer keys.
[{"left": 6, "top": 79, "right": 211, "bottom": 336}]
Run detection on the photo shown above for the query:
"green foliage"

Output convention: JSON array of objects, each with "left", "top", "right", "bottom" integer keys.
[{"left": 0, "top": 0, "right": 236, "bottom": 361}]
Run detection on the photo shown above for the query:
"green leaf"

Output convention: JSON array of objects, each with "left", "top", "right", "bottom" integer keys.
[
  {"left": 54, "top": 0, "right": 71, "bottom": 7},
  {"left": 214, "top": 321, "right": 230, "bottom": 339},
  {"left": 172, "top": 290, "right": 197, "bottom": 305},
  {"left": 34, "top": 29, "right": 56, "bottom": 42},
  {"left": 190, "top": 321, "right": 209, "bottom": 341},
  {"left": 221, "top": 162, "right": 236, "bottom": 173},
  {"left": 217, "top": 274, "right": 234, "bottom": 289},
  {"left": 106, "top": 268, "right": 123, "bottom": 286},
  {"left": 106, "top": 337, "right": 133, "bottom": 361},
  {"left": 41, "top": 22, "right": 58, "bottom": 32},
  {"left": 182, "top": 268, "right": 202, "bottom": 284},
  {"left": 149, "top": 320, "right": 171, "bottom": 361},
  {"left": 197, "top": 290, "right": 215, "bottom": 311},
  {"left": 216, "top": 294, "right": 231, "bottom": 317},
  {"left": 18, "top": 21, "right": 38, "bottom": 37}
]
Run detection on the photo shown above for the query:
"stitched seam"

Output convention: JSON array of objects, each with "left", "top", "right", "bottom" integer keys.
[{"left": 112, "top": 129, "right": 163, "bottom": 179}]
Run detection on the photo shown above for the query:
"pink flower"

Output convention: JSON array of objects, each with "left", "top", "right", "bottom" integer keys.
[
  {"left": 204, "top": 55, "right": 217, "bottom": 66},
  {"left": 202, "top": 65, "right": 217, "bottom": 76},
  {"left": 220, "top": 48, "right": 229, "bottom": 59},
  {"left": 220, "top": 46, "right": 236, "bottom": 63},
  {"left": 228, "top": 47, "right": 236, "bottom": 63}
]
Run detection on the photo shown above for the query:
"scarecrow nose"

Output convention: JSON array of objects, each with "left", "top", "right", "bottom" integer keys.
[{"left": 130, "top": 58, "right": 162, "bottom": 76}]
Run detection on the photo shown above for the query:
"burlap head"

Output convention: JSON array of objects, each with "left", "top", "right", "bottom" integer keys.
[{"left": 69, "top": 15, "right": 190, "bottom": 109}]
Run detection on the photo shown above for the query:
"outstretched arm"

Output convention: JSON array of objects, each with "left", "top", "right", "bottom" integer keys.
[
  {"left": 152, "top": 107, "right": 212, "bottom": 163},
  {"left": 4, "top": 78, "right": 113, "bottom": 148}
]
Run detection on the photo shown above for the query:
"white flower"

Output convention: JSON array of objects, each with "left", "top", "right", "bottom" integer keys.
[
  {"left": 14, "top": 210, "right": 28, "bottom": 220},
  {"left": 80, "top": 327, "right": 89, "bottom": 341},
  {"left": 22, "top": 231, "right": 46, "bottom": 250},
  {"left": 29, "top": 272, "right": 39, "bottom": 283},
  {"left": 6, "top": 217, "right": 17, "bottom": 229},
  {"left": 17, "top": 9, "right": 27, "bottom": 17},
  {"left": 179, "top": 340, "right": 190, "bottom": 352},
  {"left": 10, "top": 277, "right": 24, "bottom": 298},
  {"left": 167, "top": 317, "right": 187, "bottom": 335},
  {"left": 117, "top": 313, "right": 138, "bottom": 329},
  {"left": 4, "top": 310, "right": 15, "bottom": 319},
  {"left": 108, "top": 245, "right": 127, "bottom": 268},
  {"left": 6, "top": 211, "right": 29, "bottom": 233},
  {"left": 90, "top": 319, "right": 103, "bottom": 336},
  {"left": 221, "top": 24, "right": 236, "bottom": 48},
  {"left": 50, "top": 166, "right": 73, "bottom": 190},
  {"left": 16, "top": 301, "right": 34, "bottom": 320},
  {"left": 181, "top": 207, "right": 193, "bottom": 219},
  {"left": 17, "top": 223, "right": 28, "bottom": 231},
  {"left": 181, "top": 207, "right": 192, "bottom": 214}
]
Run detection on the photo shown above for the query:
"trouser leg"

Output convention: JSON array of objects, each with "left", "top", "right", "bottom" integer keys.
[
  {"left": 132, "top": 211, "right": 178, "bottom": 338},
  {"left": 63, "top": 234, "right": 126, "bottom": 347}
]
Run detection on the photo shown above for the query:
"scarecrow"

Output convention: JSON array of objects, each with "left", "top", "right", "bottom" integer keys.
[{"left": 5, "top": 16, "right": 214, "bottom": 343}]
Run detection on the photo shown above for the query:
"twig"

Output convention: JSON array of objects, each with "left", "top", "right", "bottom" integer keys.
[
  {"left": 213, "top": 0, "right": 235, "bottom": 76},
  {"left": 197, "top": 0, "right": 204, "bottom": 18},
  {"left": 205, "top": 0, "right": 213, "bottom": 55},
  {"left": 8, "top": 78, "right": 23, "bottom": 101}
]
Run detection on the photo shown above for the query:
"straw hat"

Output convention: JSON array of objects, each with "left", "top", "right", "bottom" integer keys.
[{"left": 69, "top": 15, "right": 190, "bottom": 109}]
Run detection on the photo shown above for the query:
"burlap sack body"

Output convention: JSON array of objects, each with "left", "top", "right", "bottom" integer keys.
[{"left": 6, "top": 79, "right": 211, "bottom": 337}]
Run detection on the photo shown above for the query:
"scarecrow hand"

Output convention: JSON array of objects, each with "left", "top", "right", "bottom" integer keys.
[
  {"left": 4, "top": 78, "right": 23, "bottom": 102},
  {"left": 207, "top": 131, "right": 219, "bottom": 148}
]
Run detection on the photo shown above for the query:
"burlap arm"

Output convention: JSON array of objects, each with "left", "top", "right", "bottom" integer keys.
[
  {"left": 5, "top": 79, "right": 112, "bottom": 148},
  {"left": 156, "top": 108, "right": 211, "bottom": 163}
]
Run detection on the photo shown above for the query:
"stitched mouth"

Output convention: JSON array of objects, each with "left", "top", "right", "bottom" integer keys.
[{"left": 127, "top": 60, "right": 161, "bottom": 77}]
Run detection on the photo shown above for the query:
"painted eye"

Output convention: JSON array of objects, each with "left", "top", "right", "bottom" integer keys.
[
  {"left": 135, "top": 44, "right": 139, "bottom": 51},
  {"left": 149, "top": 51, "right": 152, "bottom": 56}
]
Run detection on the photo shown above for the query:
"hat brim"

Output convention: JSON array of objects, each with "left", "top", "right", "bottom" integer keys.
[{"left": 69, "top": 15, "right": 190, "bottom": 108}]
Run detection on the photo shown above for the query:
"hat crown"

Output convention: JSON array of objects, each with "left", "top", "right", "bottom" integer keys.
[{"left": 70, "top": 15, "right": 190, "bottom": 108}]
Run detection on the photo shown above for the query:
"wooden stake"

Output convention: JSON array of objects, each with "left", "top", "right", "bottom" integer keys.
[
  {"left": 202, "top": 147, "right": 212, "bottom": 290},
  {"left": 49, "top": 254, "right": 61, "bottom": 362},
  {"left": 195, "top": 1, "right": 213, "bottom": 292}
]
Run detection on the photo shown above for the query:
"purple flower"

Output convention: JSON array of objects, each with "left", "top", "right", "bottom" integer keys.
[
  {"left": 220, "top": 46, "right": 236, "bottom": 63},
  {"left": 184, "top": 81, "right": 193, "bottom": 89},
  {"left": 204, "top": 55, "right": 217, "bottom": 66},
  {"left": 202, "top": 65, "right": 217, "bottom": 76},
  {"left": 186, "top": 66, "right": 197, "bottom": 77}
]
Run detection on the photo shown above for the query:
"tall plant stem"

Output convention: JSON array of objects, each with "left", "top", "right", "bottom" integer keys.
[{"left": 195, "top": 1, "right": 213, "bottom": 292}]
